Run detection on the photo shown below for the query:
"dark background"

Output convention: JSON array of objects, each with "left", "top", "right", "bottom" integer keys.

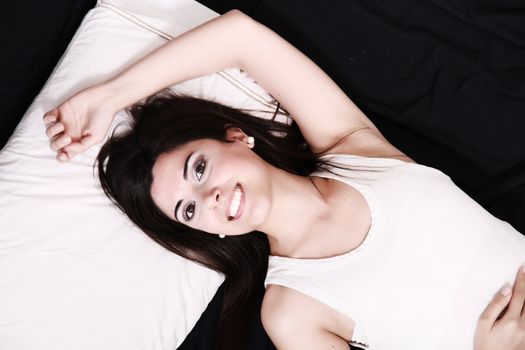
[
  {"left": 2, "top": 1, "right": 524, "bottom": 349},
  {"left": 0, "top": 0, "right": 97, "bottom": 148}
]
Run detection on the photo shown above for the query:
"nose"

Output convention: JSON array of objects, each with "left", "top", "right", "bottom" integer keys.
[{"left": 203, "top": 187, "right": 221, "bottom": 209}]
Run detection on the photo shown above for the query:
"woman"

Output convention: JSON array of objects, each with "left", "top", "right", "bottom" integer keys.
[{"left": 43, "top": 10, "right": 525, "bottom": 350}]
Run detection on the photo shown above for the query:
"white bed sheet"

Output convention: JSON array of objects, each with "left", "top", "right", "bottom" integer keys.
[{"left": 0, "top": 1, "right": 286, "bottom": 348}]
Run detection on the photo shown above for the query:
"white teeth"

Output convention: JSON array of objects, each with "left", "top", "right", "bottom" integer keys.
[{"left": 229, "top": 187, "right": 242, "bottom": 218}]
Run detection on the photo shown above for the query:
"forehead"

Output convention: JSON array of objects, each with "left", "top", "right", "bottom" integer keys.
[
  {"left": 149, "top": 139, "right": 220, "bottom": 215},
  {"left": 152, "top": 138, "right": 219, "bottom": 179},
  {"left": 150, "top": 146, "right": 186, "bottom": 216}
]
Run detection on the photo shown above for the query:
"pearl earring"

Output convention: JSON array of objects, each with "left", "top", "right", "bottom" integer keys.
[
  {"left": 219, "top": 234, "right": 226, "bottom": 239},
  {"left": 247, "top": 136, "right": 255, "bottom": 146}
]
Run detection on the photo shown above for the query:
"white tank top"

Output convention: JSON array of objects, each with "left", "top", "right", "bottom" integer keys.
[{"left": 265, "top": 154, "right": 525, "bottom": 350}]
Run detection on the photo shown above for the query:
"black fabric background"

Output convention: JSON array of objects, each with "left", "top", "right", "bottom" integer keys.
[
  {"left": 0, "top": 0, "right": 97, "bottom": 148},
  {"left": 1, "top": 1, "right": 523, "bottom": 349}
]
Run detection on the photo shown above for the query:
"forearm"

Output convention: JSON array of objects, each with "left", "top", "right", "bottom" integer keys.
[
  {"left": 102, "top": 7, "right": 373, "bottom": 156},
  {"left": 104, "top": 9, "right": 248, "bottom": 111}
]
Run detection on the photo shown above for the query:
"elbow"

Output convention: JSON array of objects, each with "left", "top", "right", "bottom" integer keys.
[
  {"left": 224, "top": 9, "right": 256, "bottom": 29},
  {"left": 224, "top": 9, "right": 250, "bottom": 20},
  {"left": 221, "top": 9, "right": 259, "bottom": 70}
]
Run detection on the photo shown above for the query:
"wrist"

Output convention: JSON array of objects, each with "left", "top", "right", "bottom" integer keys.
[{"left": 98, "top": 80, "right": 125, "bottom": 113}]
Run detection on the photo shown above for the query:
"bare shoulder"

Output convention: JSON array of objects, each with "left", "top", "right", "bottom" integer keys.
[
  {"left": 321, "top": 126, "right": 417, "bottom": 164},
  {"left": 262, "top": 284, "right": 354, "bottom": 349}
]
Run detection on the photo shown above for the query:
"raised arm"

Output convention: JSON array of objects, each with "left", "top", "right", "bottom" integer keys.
[
  {"left": 103, "top": 10, "right": 247, "bottom": 112},
  {"left": 45, "top": 9, "right": 409, "bottom": 161}
]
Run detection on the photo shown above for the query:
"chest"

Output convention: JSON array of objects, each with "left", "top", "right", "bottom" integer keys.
[{"left": 300, "top": 178, "right": 372, "bottom": 258}]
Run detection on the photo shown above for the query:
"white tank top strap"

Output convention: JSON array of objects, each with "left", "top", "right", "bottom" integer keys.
[
  {"left": 319, "top": 153, "right": 408, "bottom": 167},
  {"left": 316, "top": 153, "right": 447, "bottom": 178}
]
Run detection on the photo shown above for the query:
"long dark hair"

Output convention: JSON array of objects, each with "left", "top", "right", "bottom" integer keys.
[{"left": 96, "top": 90, "right": 331, "bottom": 349}]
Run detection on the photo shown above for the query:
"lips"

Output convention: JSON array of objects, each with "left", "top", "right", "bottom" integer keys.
[{"left": 227, "top": 183, "right": 244, "bottom": 221}]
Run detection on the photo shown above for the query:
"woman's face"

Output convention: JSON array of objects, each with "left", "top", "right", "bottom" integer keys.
[{"left": 150, "top": 130, "right": 273, "bottom": 237}]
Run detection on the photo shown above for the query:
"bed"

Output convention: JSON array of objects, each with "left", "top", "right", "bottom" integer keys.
[
  {"left": 1, "top": 0, "right": 524, "bottom": 349},
  {"left": 0, "top": 0, "right": 282, "bottom": 348}
]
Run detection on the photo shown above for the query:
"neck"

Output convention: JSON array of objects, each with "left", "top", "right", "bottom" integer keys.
[{"left": 258, "top": 168, "right": 330, "bottom": 257}]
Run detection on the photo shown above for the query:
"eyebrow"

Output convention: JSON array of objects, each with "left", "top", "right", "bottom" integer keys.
[
  {"left": 174, "top": 200, "right": 182, "bottom": 222},
  {"left": 183, "top": 152, "right": 193, "bottom": 181},
  {"left": 173, "top": 152, "right": 194, "bottom": 221}
]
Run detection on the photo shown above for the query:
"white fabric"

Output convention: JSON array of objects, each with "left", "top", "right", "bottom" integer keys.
[
  {"left": 0, "top": 1, "right": 288, "bottom": 349},
  {"left": 265, "top": 154, "right": 525, "bottom": 350}
]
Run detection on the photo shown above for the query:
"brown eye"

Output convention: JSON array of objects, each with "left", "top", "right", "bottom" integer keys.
[
  {"left": 184, "top": 202, "right": 195, "bottom": 221},
  {"left": 195, "top": 159, "right": 206, "bottom": 181}
]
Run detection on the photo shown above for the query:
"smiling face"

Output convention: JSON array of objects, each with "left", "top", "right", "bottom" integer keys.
[{"left": 150, "top": 131, "right": 273, "bottom": 237}]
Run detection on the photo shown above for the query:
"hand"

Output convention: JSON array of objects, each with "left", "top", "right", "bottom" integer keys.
[
  {"left": 474, "top": 266, "right": 525, "bottom": 350},
  {"left": 43, "top": 84, "right": 117, "bottom": 162}
]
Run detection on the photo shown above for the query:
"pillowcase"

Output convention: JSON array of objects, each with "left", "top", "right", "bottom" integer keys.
[{"left": 0, "top": 0, "right": 287, "bottom": 348}]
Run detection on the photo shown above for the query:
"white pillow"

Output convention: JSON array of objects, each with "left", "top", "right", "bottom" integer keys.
[{"left": 0, "top": 1, "right": 287, "bottom": 349}]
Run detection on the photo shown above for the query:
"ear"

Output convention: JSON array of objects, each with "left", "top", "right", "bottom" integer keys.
[{"left": 225, "top": 127, "right": 254, "bottom": 149}]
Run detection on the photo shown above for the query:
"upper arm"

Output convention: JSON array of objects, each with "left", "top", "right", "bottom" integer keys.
[
  {"left": 236, "top": 11, "right": 408, "bottom": 159},
  {"left": 262, "top": 284, "right": 352, "bottom": 350}
]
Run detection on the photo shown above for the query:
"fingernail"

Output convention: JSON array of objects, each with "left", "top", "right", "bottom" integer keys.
[
  {"left": 64, "top": 136, "right": 71, "bottom": 143},
  {"left": 500, "top": 284, "right": 511, "bottom": 296},
  {"left": 58, "top": 154, "right": 67, "bottom": 161}
]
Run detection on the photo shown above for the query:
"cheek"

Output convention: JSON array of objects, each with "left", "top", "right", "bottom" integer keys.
[
  {"left": 238, "top": 183, "right": 272, "bottom": 233},
  {"left": 249, "top": 196, "right": 271, "bottom": 226}
]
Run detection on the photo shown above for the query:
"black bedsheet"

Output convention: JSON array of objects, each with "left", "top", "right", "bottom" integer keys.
[
  {"left": 0, "top": 0, "right": 97, "bottom": 148},
  {"left": 2, "top": 0, "right": 523, "bottom": 349}
]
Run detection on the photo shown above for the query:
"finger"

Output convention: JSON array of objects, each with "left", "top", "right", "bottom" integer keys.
[
  {"left": 507, "top": 266, "right": 525, "bottom": 319},
  {"left": 479, "top": 283, "right": 512, "bottom": 328},
  {"left": 50, "top": 134, "right": 72, "bottom": 152},
  {"left": 46, "top": 122, "right": 64, "bottom": 139},
  {"left": 43, "top": 109, "right": 58, "bottom": 124},
  {"left": 56, "top": 151, "right": 69, "bottom": 162},
  {"left": 62, "top": 134, "right": 97, "bottom": 158}
]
